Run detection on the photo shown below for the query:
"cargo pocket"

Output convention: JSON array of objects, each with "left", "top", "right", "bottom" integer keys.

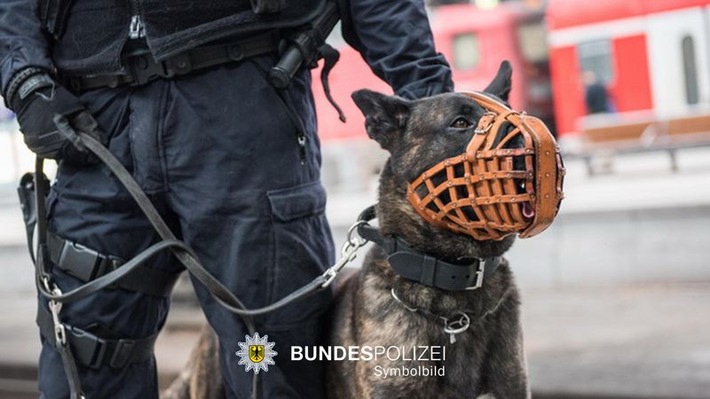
[{"left": 266, "top": 180, "right": 334, "bottom": 329}]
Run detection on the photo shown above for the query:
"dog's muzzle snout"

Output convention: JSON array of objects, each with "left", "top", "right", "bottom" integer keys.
[{"left": 407, "top": 91, "right": 565, "bottom": 241}]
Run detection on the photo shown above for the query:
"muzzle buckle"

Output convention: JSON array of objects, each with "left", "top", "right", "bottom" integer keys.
[{"left": 474, "top": 112, "right": 496, "bottom": 134}]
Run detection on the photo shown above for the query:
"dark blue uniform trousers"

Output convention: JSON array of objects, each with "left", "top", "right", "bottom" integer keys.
[{"left": 38, "top": 56, "right": 335, "bottom": 398}]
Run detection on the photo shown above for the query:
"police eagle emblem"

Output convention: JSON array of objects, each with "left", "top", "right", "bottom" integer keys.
[{"left": 235, "top": 333, "right": 277, "bottom": 374}]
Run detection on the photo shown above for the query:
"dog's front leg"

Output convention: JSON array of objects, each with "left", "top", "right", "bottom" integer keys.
[{"left": 478, "top": 294, "right": 531, "bottom": 399}]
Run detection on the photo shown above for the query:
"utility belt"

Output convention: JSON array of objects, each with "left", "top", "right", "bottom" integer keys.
[{"left": 63, "top": 31, "right": 280, "bottom": 93}]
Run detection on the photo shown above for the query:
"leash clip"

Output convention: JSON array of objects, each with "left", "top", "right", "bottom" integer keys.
[
  {"left": 50, "top": 300, "right": 67, "bottom": 345},
  {"left": 42, "top": 276, "right": 68, "bottom": 344},
  {"left": 321, "top": 220, "right": 369, "bottom": 288}
]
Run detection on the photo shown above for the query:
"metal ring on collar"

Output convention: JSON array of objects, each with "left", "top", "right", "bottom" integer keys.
[{"left": 443, "top": 311, "right": 471, "bottom": 335}]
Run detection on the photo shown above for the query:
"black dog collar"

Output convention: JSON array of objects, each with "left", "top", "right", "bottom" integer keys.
[{"left": 356, "top": 206, "right": 501, "bottom": 291}]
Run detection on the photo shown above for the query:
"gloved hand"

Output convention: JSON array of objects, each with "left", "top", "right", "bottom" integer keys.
[{"left": 9, "top": 71, "right": 107, "bottom": 166}]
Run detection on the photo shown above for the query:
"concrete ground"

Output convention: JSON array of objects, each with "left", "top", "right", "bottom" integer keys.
[{"left": 523, "top": 283, "right": 710, "bottom": 399}]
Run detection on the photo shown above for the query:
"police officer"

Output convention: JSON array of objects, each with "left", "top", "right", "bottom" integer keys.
[{"left": 0, "top": 0, "right": 453, "bottom": 398}]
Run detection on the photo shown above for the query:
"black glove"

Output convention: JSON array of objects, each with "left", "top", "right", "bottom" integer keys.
[{"left": 9, "top": 70, "right": 107, "bottom": 166}]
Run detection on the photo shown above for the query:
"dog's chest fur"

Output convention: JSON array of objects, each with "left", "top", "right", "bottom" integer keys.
[{"left": 327, "top": 246, "right": 523, "bottom": 399}]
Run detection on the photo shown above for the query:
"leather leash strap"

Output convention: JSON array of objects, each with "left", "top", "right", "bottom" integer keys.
[{"left": 44, "top": 114, "right": 331, "bottom": 318}]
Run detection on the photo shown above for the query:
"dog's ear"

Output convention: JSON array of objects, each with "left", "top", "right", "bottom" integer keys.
[
  {"left": 352, "top": 89, "right": 410, "bottom": 152},
  {"left": 483, "top": 60, "right": 513, "bottom": 102}
]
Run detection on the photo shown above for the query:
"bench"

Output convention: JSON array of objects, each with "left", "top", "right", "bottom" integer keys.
[{"left": 568, "top": 110, "right": 710, "bottom": 176}]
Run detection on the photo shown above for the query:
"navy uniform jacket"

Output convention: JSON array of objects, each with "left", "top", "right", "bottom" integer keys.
[{"left": 0, "top": 0, "right": 453, "bottom": 100}]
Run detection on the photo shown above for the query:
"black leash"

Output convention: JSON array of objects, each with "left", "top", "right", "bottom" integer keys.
[
  {"left": 28, "top": 115, "right": 369, "bottom": 399},
  {"left": 36, "top": 239, "right": 193, "bottom": 302},
  {"left": 52, "top": 114, "right": 340, "bottom": 317},
  {"left": 33, "top": 158, "right": 87, "bottom": 399}
]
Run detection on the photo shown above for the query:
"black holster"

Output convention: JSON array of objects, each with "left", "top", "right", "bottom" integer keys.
[{"left": 18, "top": 172, "right": 50, "bottom": 263}]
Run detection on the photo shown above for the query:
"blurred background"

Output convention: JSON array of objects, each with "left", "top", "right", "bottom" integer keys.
[{"left": 1, "top": 0, "right": 709, "bottom": 398}]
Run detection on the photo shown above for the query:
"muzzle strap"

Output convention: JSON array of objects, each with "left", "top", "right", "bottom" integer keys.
[{"left": 518, "top": 116, "right": 564, "bottom": 238}]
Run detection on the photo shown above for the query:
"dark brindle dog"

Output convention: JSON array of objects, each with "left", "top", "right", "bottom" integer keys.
[
  {"left": 164, "top": 61, "right": 564, "bottom": 399},
  {"left": 325, "top": 61, "right": 531, "bottom": 399}
]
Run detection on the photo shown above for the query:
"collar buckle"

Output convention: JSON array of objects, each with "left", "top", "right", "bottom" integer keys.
[{"left": 464, "top": 260, "right": 486, "bottom": 291}]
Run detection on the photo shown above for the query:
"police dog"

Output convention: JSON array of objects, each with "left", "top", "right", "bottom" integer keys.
[
  {"left": 162, "top": 62, "right": 528, "bottom": 399},
  {"left": 325, "top": 61, "right": 530, "bottom": 399}
]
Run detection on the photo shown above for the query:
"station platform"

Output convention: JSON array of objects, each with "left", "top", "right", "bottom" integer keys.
[{"left": 1, "top": 147, "right": 709, "bottom": 398}]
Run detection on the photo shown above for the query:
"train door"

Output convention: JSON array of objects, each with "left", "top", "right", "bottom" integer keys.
[{"left": 646, "top": 6, "right": 710, "bottom": 117}]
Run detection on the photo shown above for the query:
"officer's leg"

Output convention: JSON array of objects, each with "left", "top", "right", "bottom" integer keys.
[
  {"left": 37, "top": 87, "right": 182, "bottom": 399},
  {"left": 163, "top": 59, "right": 334, "bottom": 399}
]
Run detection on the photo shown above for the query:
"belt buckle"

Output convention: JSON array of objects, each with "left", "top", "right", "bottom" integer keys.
[
  {"left": 128, "top": 53, "right": 164, "bottom": 85},
  {"left": 54, "top": 235, "right": 124, "bottom": 283},
  {"left": 109, "top": 339, "right": 136, "bottom": 368},
  {"left": 163, "top": 53, "right": 192, "bottom": 77},
  {"left": 57, "top": 240, "right": 103, "bottom": 281},
  {"left": 69, "top": 327, "right": 108, "bottom": 369}
]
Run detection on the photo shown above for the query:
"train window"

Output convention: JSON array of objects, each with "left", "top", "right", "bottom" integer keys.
[
  {"left": 517, "top": 21, "right": 548, "bottom": 63},
  {"left": 577, "top": 40, "right": 614, "bottom": 84},
  {"left": 681, "top": 35, "right": 699, "bottom": 105},
  {"left": 452, "top": 33, "right": 480, "bottom": 70}
]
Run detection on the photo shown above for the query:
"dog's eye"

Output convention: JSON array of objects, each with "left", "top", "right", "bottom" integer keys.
[{"left": 450, "top": 117, "right": 472, "bottom": 129}]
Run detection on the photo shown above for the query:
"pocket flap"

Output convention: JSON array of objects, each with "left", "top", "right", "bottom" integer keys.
[{"left": 267, "top": 181, "right": 327, "bottom": 222}]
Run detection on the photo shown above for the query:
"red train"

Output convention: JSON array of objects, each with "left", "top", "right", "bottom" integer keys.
[
  {"left": 547, "top": 0, "right": 710, "bottom": 139},
  {"left": 312, "top": 1, "right": 553, "bottom": 141}
]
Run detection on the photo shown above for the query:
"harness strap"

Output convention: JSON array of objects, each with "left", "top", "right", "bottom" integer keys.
[
  {"left": 37, "top": 305, "right": 157, "bottom": 369},
  {"left": 47, "top": 232, "right": 180, "bottom": 297},
  {"left": 356, "top": 205, "right": 501, "bottom": 291}
]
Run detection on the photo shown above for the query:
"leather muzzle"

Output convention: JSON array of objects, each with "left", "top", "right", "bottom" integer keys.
[{"left": 407, "top": 91, "right": 565, "bottom": 241}]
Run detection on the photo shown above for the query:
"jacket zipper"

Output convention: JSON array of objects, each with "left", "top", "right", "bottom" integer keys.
[{"left": 128, "top": 0, "right": 145, "bottom": 39}]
